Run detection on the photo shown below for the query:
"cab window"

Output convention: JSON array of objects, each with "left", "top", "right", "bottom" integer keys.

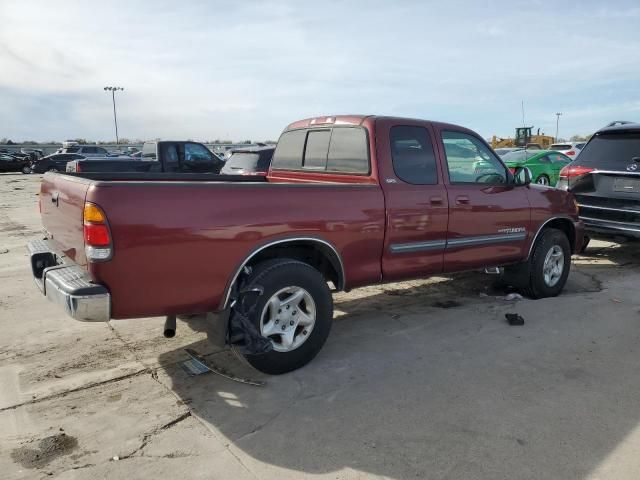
[
  {"left": 442, "top": 131, "right": 507, "bottom": 184},
  {"left": 390, "top": 126, "right": 438, "bottom": 184},
  {"left": 184, "top": 143, "right": 212, "bottom": 162}
]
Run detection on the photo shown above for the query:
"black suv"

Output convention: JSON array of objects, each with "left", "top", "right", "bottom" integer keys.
[{"left": 558, "top": 121, "right": 640, "bottom": 241}]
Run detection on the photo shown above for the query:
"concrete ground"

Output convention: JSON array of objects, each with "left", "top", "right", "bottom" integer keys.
[{"left": 1, "top": 172, "right": 639, "bottom": 479}]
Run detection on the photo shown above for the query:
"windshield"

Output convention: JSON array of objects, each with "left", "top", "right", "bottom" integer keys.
[{"left": 576, "top": 133, "right": 640, "bottom": 169}]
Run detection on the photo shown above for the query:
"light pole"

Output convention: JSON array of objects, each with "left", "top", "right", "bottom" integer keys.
[
  {"left": 555, "top": 112, "right": 562, "bottom": 142},
  {"left": 104, "top": 86, "right": 124, "bottom": 144}
]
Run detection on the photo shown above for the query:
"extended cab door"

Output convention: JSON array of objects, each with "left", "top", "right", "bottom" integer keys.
[
  {"left": 378, "top": 119, "right": 449, "bottom": 281},
  {"left": 435, "top": 126, "right": 530, "bottom": 271}
]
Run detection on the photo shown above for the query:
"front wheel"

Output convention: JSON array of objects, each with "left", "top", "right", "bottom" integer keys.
[
  {"left": 237, "top": 259, "right": 333, "bottom": 375},
  {"left": 21, "top": 165, "right": 31, "bottom": 174},
  {"left": 521, "top": 228, "right": 571, "bottom": 298}
]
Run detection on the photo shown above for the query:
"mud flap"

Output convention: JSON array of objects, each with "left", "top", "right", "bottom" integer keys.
[{"left": 227, "top": 287, "right": 273, "bottom": 356}]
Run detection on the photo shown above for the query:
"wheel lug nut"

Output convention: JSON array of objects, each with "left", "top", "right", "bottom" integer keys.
[
  {"left": 292, "top": 310, "right": 297, "bottom": 315},
  {"left": 275, "top": 319, "right": 279, "bottom": 324},
  {"left": 281, "top": 325, "right": 286, "bottom": 331},
  {"left": 303, "top": 330, "right": 308, "bottom": 335},
  {"left": 290, "top": 321, "right": 294, "bottom": 326},
  {"left": 286, "top": 305, "right": 290, "bottom": 309},
  {"left": 278, "top": 309, "right": 281, "bottom": 314}
]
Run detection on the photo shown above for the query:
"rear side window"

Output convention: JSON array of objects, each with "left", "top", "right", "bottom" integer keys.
[
  {"left": 272, "top": 127, "right": 369, "bottom": 174},
  {"left": 303, "top": 130, "right": 331, "bottom": 169},
  {"left": 390, "top": 126, "right": 438, "bottom": 184},
  {"left": 65, "top": 147, "right": 79, "bottom": 153},
  {"left": 576, "top": 133, "right": 640, "bottom": 169}
]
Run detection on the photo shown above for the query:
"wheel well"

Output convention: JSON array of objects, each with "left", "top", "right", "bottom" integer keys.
[
  {"left": 245, "top": 240, "right": 344, "bottom": 290},
  {"left": 540, "top": 218, "right": 576, "bottom": 253}
]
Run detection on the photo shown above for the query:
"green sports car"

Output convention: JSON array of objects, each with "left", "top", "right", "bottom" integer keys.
[{"left": 500, "top": 149, "right": 572, "bottom": 186}]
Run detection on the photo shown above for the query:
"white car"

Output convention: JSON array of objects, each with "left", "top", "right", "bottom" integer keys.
[{"left": 549, "top": 142, "right": 586, "bottom": 159}]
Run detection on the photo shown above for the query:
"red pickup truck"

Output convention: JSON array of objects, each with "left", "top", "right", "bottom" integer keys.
[{"left": 29, "top": 115, "right": 583, "bottom": 374}]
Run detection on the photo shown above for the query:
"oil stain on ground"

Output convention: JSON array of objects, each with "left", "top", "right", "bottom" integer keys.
[{"left": 11, "top": 432, "right": 78, "bottom": 469}]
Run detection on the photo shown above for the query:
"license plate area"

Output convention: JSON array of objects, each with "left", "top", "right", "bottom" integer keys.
[{"left": 613, "top": 177, "right": 640, "bottom": 193}]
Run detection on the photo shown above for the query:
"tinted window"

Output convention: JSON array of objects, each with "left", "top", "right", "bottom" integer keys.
[
  {"left": 184, "top": 143, "right": 212, "bottom": 162},
  {"left": 96, "top": 147, "right": 108, "bottom": 154},
  {"left": 550, "top": 144, "right": 571, "bottom": 151},
  {"left": 304, "top": 130, "right": 330, "bottom": 169},
  {"left": 575, "top": 133, "right": 640, "bottom": 169},
  {"left": 327, "top": 127, "right": 369, "bottom": 173},
  {"left": 65, "top": 147, "right": 79, "bottom": 153},
  {"left": 221, "top": 151, "right": 272, "bottom": 173},
  {"left": 538, "top": 155, "right": 551, "bottom": 164},
  {"left": 442, "top": 131, "right": 507, "bottom": 184},
  {"left": 272, "top": 129, "right": 307, "bottom": 169},
  {"left": 390, "top": 126, "right": 437, "bottom": 184},
  {"left": 82, "top": 147, "right": 96, "bottom": 154}
]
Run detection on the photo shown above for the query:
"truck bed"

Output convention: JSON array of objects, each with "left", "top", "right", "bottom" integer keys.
[{"left": 40, "top": 172, "right": 386, "bottom": 318}]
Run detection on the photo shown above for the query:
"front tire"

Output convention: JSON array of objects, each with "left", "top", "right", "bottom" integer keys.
[
  {"left": 237, "top": 259, "right": 333, "bottom": 375},
  {"left": 521, "top": 228, "right": 571, "bottom": 298},
  {"left": 21, "top": 165, "right": 31, "bottom": 174}
]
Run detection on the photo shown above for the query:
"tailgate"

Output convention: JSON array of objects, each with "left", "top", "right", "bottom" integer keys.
[
  {"left": 573, "top": 171, "right": 640, "bottom": 226},
  {"left": 40, "top": 173, "right": 92, "bottom": 266}
]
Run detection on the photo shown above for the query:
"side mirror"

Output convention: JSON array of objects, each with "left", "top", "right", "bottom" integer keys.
[{"left": 513, "top": 166, "right": 532, "bottom": 186}]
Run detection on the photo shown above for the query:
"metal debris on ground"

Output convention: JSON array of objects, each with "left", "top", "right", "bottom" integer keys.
[
  {"left": 504, "top": 293, "right": 524, "bottom": 301},
  {"left": 183, "top": 348, "right": 265, "bottom": 387},
  {"left": 505, "top": 313, "right": 525, "bottom": 326}
]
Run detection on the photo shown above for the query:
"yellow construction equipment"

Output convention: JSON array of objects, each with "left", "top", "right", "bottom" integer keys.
[{"left": 491, "top": 127, "right": 554, "bottom": 150}]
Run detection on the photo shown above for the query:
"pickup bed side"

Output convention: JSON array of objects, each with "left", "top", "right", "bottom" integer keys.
[{"left": 40, "top": 176, "right": 386, "bottom": 318}]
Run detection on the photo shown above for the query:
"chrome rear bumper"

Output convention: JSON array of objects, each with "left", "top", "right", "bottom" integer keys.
[{"left": 27, "top": 239, "right": 111, "bottom": 322}]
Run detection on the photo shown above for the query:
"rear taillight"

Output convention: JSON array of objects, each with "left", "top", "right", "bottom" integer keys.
[
  {"left": 83, "top": 202, "right": 112, "bottom": 261},
  {"left": 75, "top": 162, "right": 81, "bottom": 172},
  {"left": 559, "top": 165, "right": 595, "bottom": 179},
  {"left": 566, "top": 150, "right": 575, "bottom": 156}
]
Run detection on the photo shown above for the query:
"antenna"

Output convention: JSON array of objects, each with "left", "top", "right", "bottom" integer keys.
[{"left": 521, "top": 100, "right": 526, "bottom": 127}]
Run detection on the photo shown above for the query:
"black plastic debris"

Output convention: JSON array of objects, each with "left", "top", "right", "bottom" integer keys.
[
  {"left": 505, "top": 313, "right": 525, "bottom": 326},
  {"left": 228, "top": 288, "right": 273, "bottom": 356}
]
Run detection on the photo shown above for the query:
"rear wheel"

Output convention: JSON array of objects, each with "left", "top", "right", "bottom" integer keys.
[
  {"left": 48, "top": 167, "right": 59, "bottom": 172},
  {"left": 21, "top": 165, "right": 31, "bottom": 174},
  {"left": 535, "top": 174, "right": 550, "bottom": 185},
  {"left": 237, "top": 259, "right": 333, "bottom": 374}
]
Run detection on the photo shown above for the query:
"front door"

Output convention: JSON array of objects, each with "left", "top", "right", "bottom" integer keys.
[
  {"left": 436, "top": 128, "right": 531, "bottom": 272},
  {"left": 378, "top": 120, "right": 449, "bottom": 281}
]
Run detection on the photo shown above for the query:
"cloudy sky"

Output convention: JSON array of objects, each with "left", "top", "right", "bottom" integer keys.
[{"left": 1, "top": 0, "right": 639, "bottom": 142}]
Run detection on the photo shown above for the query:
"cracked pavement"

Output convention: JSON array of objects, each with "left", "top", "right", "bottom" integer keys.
[{"left": 2, "top": 173, "right": 640, "bottom": 479}]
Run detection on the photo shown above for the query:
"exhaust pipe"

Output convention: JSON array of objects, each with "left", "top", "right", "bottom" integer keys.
[{"left": 164, "top": 315, "right": 176, "bottom": 338}]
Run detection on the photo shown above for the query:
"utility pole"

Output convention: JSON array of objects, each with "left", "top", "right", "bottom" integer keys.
[
  {"left": 555, "top": 112, "right": 562, "bottom": 142},
  {"left": 104, "top": 86, "right": 124, "bottom": 144}
]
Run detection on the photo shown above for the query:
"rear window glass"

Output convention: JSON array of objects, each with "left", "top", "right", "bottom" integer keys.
[
  {"left": 327, "top": 128, "right": 368, "bottom": 173},
  {"left": 303, "top": 130, "right": 331, "bottom": 169},
  {"left": 575, "top": 133, "right": 640, "bottom": 169},
  {"left": 222, "top": 151, "right": 272, "bottom": 173},
  {"left": 272, "top": 127, "right": 369, "bottom": 174},
  {"left": 550, "top": 144, "right": 571, "bottom": 151},
  {"left": 272, "top": 130, "right": 307, "bottom": 169},
  {"left": 501, "top": 150, "right": 540, "bottom": 162}
]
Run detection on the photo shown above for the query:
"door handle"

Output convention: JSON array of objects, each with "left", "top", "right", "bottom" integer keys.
[
  {"left": 455, "top": 195, "right": 470, "bottom": 205},
  {"left": 429, "top": 196, "right": 443, "bottom": 206}
]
